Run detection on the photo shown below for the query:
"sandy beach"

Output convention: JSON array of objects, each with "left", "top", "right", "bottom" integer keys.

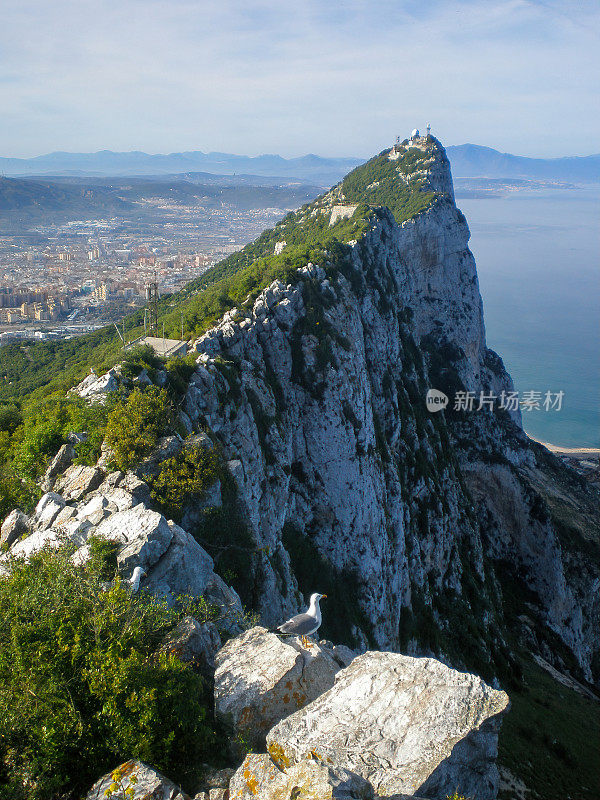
[{"left": 528, "top": 436, "right": 600, "bottom": 460}]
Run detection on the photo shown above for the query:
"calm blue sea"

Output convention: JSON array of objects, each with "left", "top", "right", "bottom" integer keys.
[{"left": 458, "top": 187, "right": 599, "bottom": 448}]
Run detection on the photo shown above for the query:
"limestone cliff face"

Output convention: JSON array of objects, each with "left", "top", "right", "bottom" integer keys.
[{"left": 179, "top": 139, "right": 598, "bottom": 682}]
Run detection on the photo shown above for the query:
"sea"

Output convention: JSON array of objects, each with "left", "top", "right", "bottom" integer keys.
[{"left": 457, "top": 186, "right": 599, "bottom": 449}]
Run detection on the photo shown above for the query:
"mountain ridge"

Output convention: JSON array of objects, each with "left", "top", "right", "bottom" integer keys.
[{"left": 2, "top": 142, "right": 600, "bottom": 182}]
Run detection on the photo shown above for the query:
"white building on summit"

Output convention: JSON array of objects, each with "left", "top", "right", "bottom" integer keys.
[{"left": 390, "top": 126, "right": 431, "bottom": 159}]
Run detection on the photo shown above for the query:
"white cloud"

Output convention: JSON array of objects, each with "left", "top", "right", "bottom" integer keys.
[{"left": 0, "top": 0, "right": 598, "bottom": 157}]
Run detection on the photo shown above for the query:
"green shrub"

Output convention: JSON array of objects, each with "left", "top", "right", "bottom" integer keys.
[
  {"left": 0, "top": 544, "right": 219, "bottom": 800},
  {"left": 0, "top": 467, "right": 39, "bottom": 526},
  {"left": 0, "top": 403, "right": 21, "bottom": 435},
  {"left": 104, "top": 387, "right": 172, "bottom": 471},
  {"left": 120, "top": 344, "right": 163, "bottom": 380},
  {"left": 149, "top": 442, "right": 224, "bottom": 522},
  {"left": 9, "top": 394, "right": 111, "bottom": 479},
  {"left": 164, "top": 354, "right": 197, "bottom": 401}
]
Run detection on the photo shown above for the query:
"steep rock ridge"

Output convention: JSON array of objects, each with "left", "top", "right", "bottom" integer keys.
[
  {"left": 3, "top": 137, "right": 595, "bottom": 689},
  {"left": 0, "top": 466, "right": 243, "bottom": 628},
  {"left": 178, "top": 136, "right": 598, "bottom": 682}
]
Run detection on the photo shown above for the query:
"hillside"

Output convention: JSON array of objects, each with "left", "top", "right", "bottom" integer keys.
[
  {"left": 0, "top": 174, "right": 321, "bottom": 232},
  {"left": 0, "top": 175, "right": 131, "bottom": 224},
  {"left": 0, "top": 134, "right": 598, "bottom": 799}
]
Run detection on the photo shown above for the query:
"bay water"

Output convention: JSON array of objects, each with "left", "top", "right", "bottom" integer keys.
[{"left": 458, "top": 187, "right": 599, "bottom": 448}]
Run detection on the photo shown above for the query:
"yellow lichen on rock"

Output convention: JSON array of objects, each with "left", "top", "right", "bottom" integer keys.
[{"left": 267, "top": 739, "right": 291, "bottom": 769}]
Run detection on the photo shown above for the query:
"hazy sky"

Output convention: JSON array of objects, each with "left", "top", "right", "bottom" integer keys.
[{"left": 1, "top": 0, "right": 598, "bottom": 159}]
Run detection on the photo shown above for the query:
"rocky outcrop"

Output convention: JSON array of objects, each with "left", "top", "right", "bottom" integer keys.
[
  {"left": 229, "top": 752, "right": 373, "bottom": 800},
  {"left": 173, "top": 137, "right": 598, "bottom": 683},
  {"left": 160, "top": 616, "right": 222, "bottom": 680},
  {"left": 267, "top": 651, "right": 509, "bottom": 800},
  {"left": 74, "top": 368, "right": 119, "bottom": 402},
  {"left": 31, "top": 491, "right": 65, "bottom": 531},
  {"left": 82, "top": 636, "right": 507, "bottom": 800},
  {"left": 42, "top": 442, "right": 74, "bottom": 491},
  {"left": 86, "top": 760, "right": 190, "bottom": 800},
  {"left": 0, "top": 469, "right": 243, "bottom": 626},
  {"left": 214, "top": 627, "right": 340, "bottom": 753},
  {"left": 54, "top": 464, "right": 103, "bottom": 501},
  {"left": 0, "top": 508, "right": 30, "bottom": 549}
]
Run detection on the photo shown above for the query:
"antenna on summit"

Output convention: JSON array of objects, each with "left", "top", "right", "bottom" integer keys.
[{"left": 426, "top": 122, "right": 431, "bottom": 137}]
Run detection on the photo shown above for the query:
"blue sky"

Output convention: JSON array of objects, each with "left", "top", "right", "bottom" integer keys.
[{"left": 1, "top": 0, "right": 598, "bottom": 158}]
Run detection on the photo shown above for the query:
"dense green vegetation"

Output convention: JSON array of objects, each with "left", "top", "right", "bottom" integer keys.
[
  {"left": 341, "top": 147, "right": 436, "bottom": 224},
  {"left": 0, "top": 346, "right": 199, "bottom": 520},
  {"left": 498, "top": 658, "right": 600, "bottom": 800},
  {"left": 0, "top": 543, "right": 225, "bottom": 800},
  {"left": 0, "top": 393, "right": 113, "bottom": 521},
  {"left": 105, "top": 387, "right": 173, "bottom": 472},
  {"left": 149, "top": 443, "right": 224, "bottom": 522},
  {"left": 0, "top": 329, "right": 123, "bottom": 401}
]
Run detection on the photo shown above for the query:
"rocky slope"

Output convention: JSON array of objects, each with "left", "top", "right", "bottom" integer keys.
[
  {"left": 4, "top": 135, "right": 597, "bottom": 689},
  {"left": 3, "top": 133, "right": 599, "bottom": 799},
  {"left": 173, "top": 136, "right": 598, "bottom": 686},
  {"left": 86, "top": 625, "right": 510, "bottom": 800}
]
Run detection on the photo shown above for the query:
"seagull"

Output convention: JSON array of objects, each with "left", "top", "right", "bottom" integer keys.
[
  {"left": 128, "top": 566, "right": 146, "bottom": 593},
  {"left": 277, "top": 592, "right": 327, "bottom": 647}
]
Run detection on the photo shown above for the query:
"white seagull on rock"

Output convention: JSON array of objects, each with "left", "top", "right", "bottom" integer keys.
[
  {"left": 277, "top": 592, "right": 327, "bottom": 647},
  {"left": 128, "top": 566, "right": 146, "bottom": 593}
]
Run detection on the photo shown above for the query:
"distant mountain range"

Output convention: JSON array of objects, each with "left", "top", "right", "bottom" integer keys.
[
  {"left": 1, "top": 144, "right": 599, "bottom": 183},
  {"left": 0, "top": 151, "right": 361, "bottom": 184},
  {"left": 446, "top": 144, "right": 600, "bottom": 182}
]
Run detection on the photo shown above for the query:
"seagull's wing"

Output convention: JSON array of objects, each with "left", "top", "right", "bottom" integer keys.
[{"left": 277, "top": 612, "right": 318, "bottom": 636}]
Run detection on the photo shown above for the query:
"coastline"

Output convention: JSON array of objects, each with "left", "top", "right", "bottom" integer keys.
[
  {"left": 527, "top": 435, "right": 599, "bottom": 485},
  {"left": 527, "top": 435, "right": 600, "bottom": 459}
]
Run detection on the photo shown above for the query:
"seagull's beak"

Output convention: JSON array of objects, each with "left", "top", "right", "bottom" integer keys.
[{"left": 321, "top": 594, "right": 327, "bottom": 599}]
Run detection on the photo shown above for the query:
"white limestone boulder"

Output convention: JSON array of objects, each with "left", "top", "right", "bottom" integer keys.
[
  {"left": 214, "top": 626, "right": 340, "bottom": 753},
  {"left": 86, "top": 760, "right": 190, "bottom": 800},
  {"left": 228, "top": 753, "right": 373, "bottom": 800},
  {"left": 2, "top": 527, "right": 62, "bottom": 564},
  {"left": 266, "top": 651, "right": 510, "bottom": 800},
  {"left": 0, "top": 509, "right": 30, "bottom": 549},
  {"left": 54, "top": 464, "right": 103, "bottom": 502},
  {"left": 94, "top": 506, "right": 174, "bottom": 573},
  {"left": 42, "top": 442, "right": 74, "bottom": 490},
  {"left": 74, "top": 369, "right": 118, "bottom": 402},
  {"left": 31, "top": 491, "right": 65, "bottom": 531}
]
